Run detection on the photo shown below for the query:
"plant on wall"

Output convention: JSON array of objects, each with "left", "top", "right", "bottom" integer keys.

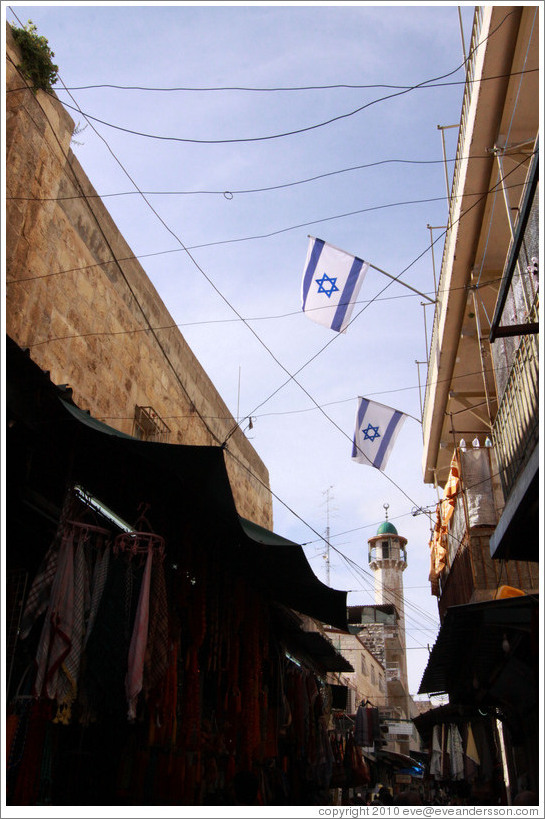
[{"left": 11, "top": 20, "right": 59, "bottom": 93}]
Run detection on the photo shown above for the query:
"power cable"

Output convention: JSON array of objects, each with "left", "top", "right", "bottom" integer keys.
[
  {"left": 8, "top": 55, "right": 520, "bottom": 520},
  {"left": 5, "top": 169, "right": 525, "bottom": 284},
  {"left": 22, "top": 60, "right": 456, "bottom": 511},
  {"left": 7, "top": 18, "right": 524, "bottom": 582},
  {"left": 39, "top": 360, "right": 512, "bottom": 433},
  {"left": 223, "top": 156, "right": 530, "bottom": 441},
  {"left": 6, "top": 56, "right": 224, "bottom": 448},
  {"left": 16, "top": 67, "right": 535, "bottom": 94},
  {"left": 3, "top": 153, "right": 500, "bottom": 202},
  {"left": 16, "top": 9, "right": 519, "bottom": 146},
  {"left": 225, "top": 444, "right": 440, "bottom": 630},
  {"left": 13, "top": 275, "right": 504, "bottom": 345}
]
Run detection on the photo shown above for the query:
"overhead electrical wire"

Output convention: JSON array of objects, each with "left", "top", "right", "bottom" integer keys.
[
  {"left": 8, "top": 47, "right": 449, "bottom": 512},
  {"left": 16, "top": 276, "right": 504, "bottom": 345},
  {"left": 4, "top": 153, "right": 500, "bottom": 202},
  {"left": 5, "top": 178, "right": 525, "bottom": 285},
  {"left": 10, "top": 9, "right": 521, "bottom": 147},
  {"left": 336, "top": 552, "right": 439, "bottom": 627},
  {"left": 6, "top": 16, "right": 518, "bottom": 603},
  {"left": 224, "top": 444, "right": 440, "bottom": 631},
  {"left": 17, "top": 65, "right": 534, "bottom": 93},
  {"left": 7, "top": 49, "right": 526, "bottom": 529},
  {"left": 226, "top": 157, "right": 530, "bottom": 433},
  {"left": 6, "top": 55, "right": 225, "bottom": 449},
  {"left": 5, "top": 184, "right": 527, "bottom": 263},
  {"left": 8, "top": 11, "right": 531, "bottom": 688},
  {"left": 33, "top": 361, "right": 511, "bottom": 435}
]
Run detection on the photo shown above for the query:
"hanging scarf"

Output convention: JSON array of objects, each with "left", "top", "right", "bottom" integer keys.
[
  {"left": 143, "top": 550, "right": 169, "bottom": 696},
  {"left": 20, "top": 542, "right": 59, "bottom": 640},
  {"left": 33, "top": 527, "right": 75, "bottom": 700},
  {"left": 125, "top": 543, "right": 154, "bottom": 720},
  {"left": 430, "top": 724, "right": 442, "bottom": 778},
  {"left": 54, "top": 538, "right": 89, "bottom": 723},
  {"left": 84, "top": 543, "right": 110, "bottom": 647}
]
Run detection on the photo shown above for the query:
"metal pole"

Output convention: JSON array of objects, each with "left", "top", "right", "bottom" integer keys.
[
  {"left": 415, "top": 360, "right": 424, "bottom": 432},
  {"left": 437, "top": 124, "right": 459, "bottom": 218},
  {"left": 421, "top": 302, "right": 430, "bottom": 365},
  {"left": 427, "top": 224, "right": 438, "bottom": 296},
  {"left": 368, "top": 262, "right": 436, "bottom": 304},
  {"left": 470, "top": 286, "right": 495, "bottom": 425},
  {"left": 324, "top": 486, "right": 333, "bottom": 586},
  {"left": 458, "top": 6, "right": 468, "bottom": 65},
  {"left": 236, "top": 365, "right": 241, "bottom": 424},
  {"left": 495, "top": 151, "right": 516, "bottom": 241}
]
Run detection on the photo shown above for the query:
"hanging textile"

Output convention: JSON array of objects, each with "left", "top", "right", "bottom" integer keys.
[
  {"left": 466, "top": 723, "right": 480, "bottom": 765},
  {"left": 344, "top": 735, "right": 370, "bottom": 787},
  {"left": 430, "top": 724, "right": 442, "bottom": 778},
  {"left": 82, "top": 526, "right": 166, "bottom": 723},
  {"left": 441, "top": 451, "right": 461, "bottom": 526},
  {"left": 20, "top": 543, "right": 59, "bottom": 640},
  {"left": 429, "top": 452, "right": 460, "bottom": 594},
  {"left": 84, "top": 544, "right": 111, "bottom": 648},
  {"left": 53, "top": 535, "right": 89, "bottom": 723},
  {"left": 125, "top": 538, "right": 154, "bottom": 721},
  {"left": 354, "top": 704, "right": 367, "bottom": 746},
  {"left": 328, "top": 734, "right": 346, "bottom": 789},
  {"left": 27, "top": 519, "right": 112, "bottom": 724},
  {"left": 465, "top": 722, "right": 481, "bottom": 781},
  {"left": 143, "top": 547, "right": 169, "bottom": 696},
  {"left": 449, "top": 723, "right": 464, "bottom": 780}
]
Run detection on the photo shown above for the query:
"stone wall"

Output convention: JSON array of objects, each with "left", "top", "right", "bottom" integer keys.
[{"left": 5, "top": 23, "right": 273, "bottom": 528}]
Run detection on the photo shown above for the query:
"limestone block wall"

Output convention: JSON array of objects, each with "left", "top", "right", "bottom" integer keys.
[{"left": 5, "top": 24, "right": 272, "bottom": 528}]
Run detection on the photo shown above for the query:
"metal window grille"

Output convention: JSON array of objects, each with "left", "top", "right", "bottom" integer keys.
[{"left": 133, "top": 405, "right": 171, "bottom": 443}]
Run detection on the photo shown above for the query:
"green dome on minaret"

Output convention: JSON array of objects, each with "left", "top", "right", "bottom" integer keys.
[
  {"left": 377, "top": 503, "right": 397, "bottom": 535},
  {"left": 377, "top": 520, "right": 398, "bottom": 536}
]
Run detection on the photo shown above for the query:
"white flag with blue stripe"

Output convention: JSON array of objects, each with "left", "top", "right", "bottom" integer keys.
[
  {"left": 351, "top": 397, "right": 407, "bottom": 471},
  {"left": 301, "top": 237, "right": 369, "bottom": 333}
]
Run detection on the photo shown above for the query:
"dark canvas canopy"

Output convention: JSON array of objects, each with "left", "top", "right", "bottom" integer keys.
[{"left": 6, "top": 336, "right": 349, "bottom": 632}]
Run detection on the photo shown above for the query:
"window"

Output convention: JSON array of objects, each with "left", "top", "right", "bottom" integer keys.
[
  {"left": 382, "top": 540, "right": 390, "bottom": 558},
  {"left": 361, "top": 655, "right": 367, "bottom": 676},
  {"left": 133, "top": 405, "right": 171, "bottom": 443},
  {"left": 371, "top": 666, "right": 376, "bottom": 685}
]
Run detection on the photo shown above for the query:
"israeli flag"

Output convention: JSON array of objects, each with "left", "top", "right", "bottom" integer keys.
[
  {"left": 301, "top": 237, "right": 369, "bottom": 333},
  {"left": 351, "top": 397, "right": 407, "bottom": 471}
]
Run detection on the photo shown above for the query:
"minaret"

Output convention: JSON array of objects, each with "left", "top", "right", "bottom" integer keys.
[{"left": 368, "top": 504, "right": 410, "bottom": 711}]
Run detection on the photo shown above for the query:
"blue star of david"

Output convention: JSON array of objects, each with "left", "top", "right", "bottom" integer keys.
[
  {"left": 362, "top": 423, "right": 380, "bottom": 442},
  {"left": 315, "top": 273, "right": 339, "bottom": 299}
]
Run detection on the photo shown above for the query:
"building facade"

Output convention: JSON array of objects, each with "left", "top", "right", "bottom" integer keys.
[
  {"left": 417, "top": 6, "right": 540, "bottom": 804},
  {"left": 5, "top": 23, "right": 356, "bottom": 806},
  {"left": 5, "top": 22, "right": 272, "bottom": 529}
]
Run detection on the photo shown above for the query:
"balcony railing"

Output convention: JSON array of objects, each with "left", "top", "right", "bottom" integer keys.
[
  {"left": 492, "top": 325, "right": 539, "bottom": 499},
  {"left": 424, "top": 9, "right": 484, "bottom": 417}
]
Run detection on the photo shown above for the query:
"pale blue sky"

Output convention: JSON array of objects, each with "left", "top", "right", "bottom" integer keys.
[{"left": 3, "top": 1, "right": 479, "bottom": 697}]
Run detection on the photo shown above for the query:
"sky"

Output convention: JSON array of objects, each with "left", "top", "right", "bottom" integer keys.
[{"left": 2, "top": 0, "right": 481, "bottom": 700}]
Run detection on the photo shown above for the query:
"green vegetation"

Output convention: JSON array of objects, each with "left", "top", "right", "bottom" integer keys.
[{"left": 11, "top": 20, "right": 58, "bottom": 92}]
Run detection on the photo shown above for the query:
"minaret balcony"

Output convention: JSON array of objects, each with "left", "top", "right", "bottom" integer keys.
[{"left": 369, "top": 558, "right": 407, "bottom": 572}]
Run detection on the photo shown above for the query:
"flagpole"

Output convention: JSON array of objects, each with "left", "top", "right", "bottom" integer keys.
[
  {"left": 367, "top": 262, "right": 436, "bottom": 304},
  {"left": 307, "top": 236, "right": 436, "bottom": 304}
]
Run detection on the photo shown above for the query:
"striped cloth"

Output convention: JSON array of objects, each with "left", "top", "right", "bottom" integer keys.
[{"left": 20, "top": 543, "right": 59, "bottom": 640}]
